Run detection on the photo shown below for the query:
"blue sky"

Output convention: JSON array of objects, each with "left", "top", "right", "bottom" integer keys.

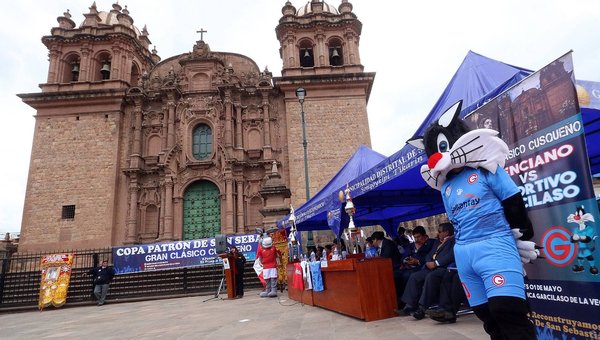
[{"left": 1, "top": 0, "right": 599, "bottom": 233}]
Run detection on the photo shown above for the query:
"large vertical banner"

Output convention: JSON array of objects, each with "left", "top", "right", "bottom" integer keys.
[
  {"left": 38, "top": 253, "right": 74, "bottom": 311},
  {"left": 467, "top": 53, "right": 600, "bottom": 339}
]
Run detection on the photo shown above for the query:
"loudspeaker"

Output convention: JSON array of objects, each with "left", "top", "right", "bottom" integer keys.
[{"left": 215, "top": 234, "right": 228, "bottom": 254}]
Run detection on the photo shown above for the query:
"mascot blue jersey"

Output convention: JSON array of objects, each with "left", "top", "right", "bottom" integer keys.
[{"left": 442, "top": 165, "right": 519, "bottom": 244}]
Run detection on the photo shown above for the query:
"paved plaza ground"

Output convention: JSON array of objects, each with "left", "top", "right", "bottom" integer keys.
[{"left": 0, "top": 288, "right": 488, "bottom": 339}]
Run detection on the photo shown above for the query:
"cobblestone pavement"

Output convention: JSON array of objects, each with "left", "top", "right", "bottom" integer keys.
[{"left": 0, "top": 289, "right": 487, "bottom": 339}]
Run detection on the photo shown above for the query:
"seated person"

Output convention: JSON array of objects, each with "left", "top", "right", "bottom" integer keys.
[
  {"left": 371, "top": 231, "right": 403, "bottom": 309},
  {"left": 393, "top": 226, "right": 412, "bottom": 256},
  {"left": 427, "top": 268, "right": 468, "bottom": 323},
  {"left": 402, "top": 226, "right": 436, "bottom": 268},
  {"left": 365, "top": 237, "right": 377, "bottom": 258},
  {"left": 401, "top": 222, "right": 455, "bottom": 319}
]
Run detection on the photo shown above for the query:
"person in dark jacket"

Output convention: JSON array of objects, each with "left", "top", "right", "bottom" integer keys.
[
  {"left": 88, "top": 259, "right": 115, "bottom": 306},
  {"left": 401, "top": 222, "right": 456, "bottom": 319},
  {"left": 371, "top": 231, "right": 404, "bottom": 309},
  {"left": 231, "top": 246, "right": 247, "bottom": 298}
]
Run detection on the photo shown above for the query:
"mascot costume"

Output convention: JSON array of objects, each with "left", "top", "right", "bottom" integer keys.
[
  {"left": 408, "top": 100, "right": 538, "bottom": 340},
  {"left": 256, "top": 235, "right": 281, "bottom": 298}
]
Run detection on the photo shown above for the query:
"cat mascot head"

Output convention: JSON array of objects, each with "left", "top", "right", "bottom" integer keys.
[{"left": 406, "top": 100, "right": 509, "bottom": 191}]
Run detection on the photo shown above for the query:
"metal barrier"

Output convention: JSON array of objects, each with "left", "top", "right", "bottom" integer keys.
[{"left": 0, "top": 248, "right": 261, "bottom": 309}]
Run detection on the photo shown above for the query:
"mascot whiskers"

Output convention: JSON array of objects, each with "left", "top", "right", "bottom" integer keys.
[
  {"left": 407, "top": 100, "right": 538, "bottom": 340},
  {"left": 567, "top": 206, "right": 598, "bottom": 275}
]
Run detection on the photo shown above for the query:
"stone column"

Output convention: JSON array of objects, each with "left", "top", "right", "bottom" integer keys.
[
  {"left": 80, "top": 46, "right": 92, "bottom": 81},
  {"left": 167, "top": 100, "right": 176, "bottom": 149},
  {"left": 158, "top": 180, "right": 166, "bottom": 239},
  {"left": 47, "top": 49, "right": 61, "bottom": 83},
  {"left": 235, "top": 104, "right": 243, "bottom": 149},
  {"left": 316, "top": 31, "right": 326, "bottom": 66},
  {"left": 262, "top": 92, "right": 272, "bottom": 159},
  {"left": 236, "top": 180, "right": 245, "bottom": 233},
  {"left": 163, "top": 177, "right": 174, "bottom": 240},
  {"left": 224, "top": 92, "right": 233, "bottom": 148},
  {"left": 130, "top": 105, "right": 143, "bottom": 169},
  {"left": 125, "top": 178, "right": 139, "bottom": 244},
  {"left": 225, "top": 174, "right": 234, "bottom": 234},
  {"left": 111, "top": 45, "right": 121, "bottom": 80}
]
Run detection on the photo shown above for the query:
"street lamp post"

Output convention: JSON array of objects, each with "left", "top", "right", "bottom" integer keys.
[{"left": 295, "top": 87, "right": 315, "bottom": 250}]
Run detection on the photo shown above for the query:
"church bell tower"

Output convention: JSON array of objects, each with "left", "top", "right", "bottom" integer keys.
[{"left": 274, "top": 0, "right": 375, "bottom": 208}]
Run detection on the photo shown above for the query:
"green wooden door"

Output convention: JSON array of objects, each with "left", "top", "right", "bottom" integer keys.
[{"left": 183, "top": 181, "right": 221, "bottom": 240}]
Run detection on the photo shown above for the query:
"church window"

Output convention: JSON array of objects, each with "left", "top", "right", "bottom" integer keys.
[
  {"left": 328, "top": 38, "right": 343, "bottom": 66},
  {"left": 299, "top": 40, "right": 315, "bottom": 68},
  {"left": 192, "top": 124, "right": 212, "bottom": 160},
  {"left": 131, "top": 62, "right": 141, "bottom": 86},
  {"left": 61, "top": 205, "right": 76, "bottom": 219}
]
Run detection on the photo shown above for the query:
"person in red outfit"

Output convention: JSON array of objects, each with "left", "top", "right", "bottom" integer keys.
[{"left": 256, "top": 235, "right": 281, "bottom": 297}]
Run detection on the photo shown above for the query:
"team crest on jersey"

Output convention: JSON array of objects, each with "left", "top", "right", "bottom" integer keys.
[
  {"left": 491, "top": 274, "right": 505, "bottom": 286},
  {"left": 445, "top": 186, "right": 452, "bottom": 197},
  {"left": 467, "top": 173, "right": 478, "bottom": 184}
]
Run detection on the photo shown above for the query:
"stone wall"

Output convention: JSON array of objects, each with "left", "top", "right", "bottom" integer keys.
[
  {"left": 19, "top": 112, "right": 120, "bottom": 251},
  {"left": 286, "top": 96, "right": 371, "bottom": 208}
]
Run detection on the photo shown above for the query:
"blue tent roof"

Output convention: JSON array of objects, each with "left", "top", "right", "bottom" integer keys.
[
  {"left": 279, "top": 144, "right": 386, "bottom": 230},
  {"left": 414, "top": 50, "right": 532, "bottom": 137}
]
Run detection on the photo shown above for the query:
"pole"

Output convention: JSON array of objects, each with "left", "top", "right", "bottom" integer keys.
[{"left": 299, "top": 100, "right": 315, "bottom": 249}]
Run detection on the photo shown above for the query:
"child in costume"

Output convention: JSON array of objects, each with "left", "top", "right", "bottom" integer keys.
[
  {"left": 408, "top": 100, "right": 538, "bottom": 340},
  {"left": 256, "top": 235, "right": 281, "bottom": 297}
]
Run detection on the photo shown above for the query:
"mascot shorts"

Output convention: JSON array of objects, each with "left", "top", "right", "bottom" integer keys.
[
  {"left": 455, "top": 235, "right": 525, "bottom": 307},
  {"left": 262, "top": 268, "right": 278, "bottom": 279}
]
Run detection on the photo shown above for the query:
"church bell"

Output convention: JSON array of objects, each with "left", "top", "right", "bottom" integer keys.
[{"left": 100, "top": 62, "right": 111, "bottom": 79}]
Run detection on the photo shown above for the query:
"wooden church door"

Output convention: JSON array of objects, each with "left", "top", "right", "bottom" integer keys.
[{"left": 182, "top": 181, "right": 221, "bottom": 240}]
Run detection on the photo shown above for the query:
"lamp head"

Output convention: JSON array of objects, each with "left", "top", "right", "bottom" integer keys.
[{"left": 295, "top": 87, "right": 306, "bottom": 103}]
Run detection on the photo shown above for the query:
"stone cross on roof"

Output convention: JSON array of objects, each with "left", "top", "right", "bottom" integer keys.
[{"left": 196, "top": 28, "right": 207, "bottom": 41}]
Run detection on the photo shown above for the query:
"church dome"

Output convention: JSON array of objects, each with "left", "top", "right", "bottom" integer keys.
[
  {"left": 79, "top": 3, "right": 143, "bottom": 38},
  {"left": 297, "top": 0, "right": 339, "bottom": 16}
]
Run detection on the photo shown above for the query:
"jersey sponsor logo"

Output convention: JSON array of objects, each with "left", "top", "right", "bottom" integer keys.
[
  {"left": 492, "top": 274, "right": 505, "bottom": 286},
  {"left": 457, "top": 188, "right": 463, "bottom": 196},
  {"left": 445, "top": 186, "right": 452, "bottom": 197},
  {"left": 450, "top": 197, "right": 481, "bottom": 215},
  {"left": 541, "top": 226, "right": 577, "bottom": 267},
  {"left": 468, "top": 173, "right": 478, "bottom": 184}
]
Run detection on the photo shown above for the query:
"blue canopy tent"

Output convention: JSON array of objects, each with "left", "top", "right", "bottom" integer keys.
[
  {"left": 294, "top": 51, "right": 535, "bottom": 236},
  {"left": 325, "top": 52, "right": 600, "bottom": 236},
  {"left": 277, "top": 144, "right": 386, "bottom": 231}
]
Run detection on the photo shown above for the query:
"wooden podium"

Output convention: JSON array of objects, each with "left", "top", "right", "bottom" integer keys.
[
  {"left": 286, "top": 257, "right": 397, "bottom": 321},
  {"left": 218, "top": 253, "right": 237, "bottom": 299}
]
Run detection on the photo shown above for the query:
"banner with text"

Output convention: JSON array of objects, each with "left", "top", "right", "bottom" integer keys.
[
  {"left": 466, "top": 53, "right": 600, "bottom": 339},
  {"left": 113, "top": 234, "right": 260, "bottom": 274}
]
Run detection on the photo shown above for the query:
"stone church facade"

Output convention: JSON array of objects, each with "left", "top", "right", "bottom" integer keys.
[{"left": 18, "top": 0, "right": 374, "bottom": 252}]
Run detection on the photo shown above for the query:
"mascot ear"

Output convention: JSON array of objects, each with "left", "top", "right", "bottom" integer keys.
[
  {"left": 406, "top": 136, "right": 425, "bottom": 150},
  {"left": 438, "top": 100, "right": 463, "bottom": 128}
]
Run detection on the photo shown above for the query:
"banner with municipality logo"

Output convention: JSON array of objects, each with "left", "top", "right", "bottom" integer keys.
[
  {"left": 113, "top": 234, "right": 260, "bottom": 274},
  {"left": 466, "top": 52, "right": 600, "bottom": 339}
]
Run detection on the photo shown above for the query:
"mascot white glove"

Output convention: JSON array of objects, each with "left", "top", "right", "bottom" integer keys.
[{"left": 512, "top": 228, "right": 540, "bottom": 264}]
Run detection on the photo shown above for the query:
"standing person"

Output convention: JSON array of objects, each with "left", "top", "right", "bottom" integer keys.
[
  {"left": 88, "top": 259, "right": 115, "bottom": 306},
  {"left": 407, "top": 100, "right": 537, "bottom": 339},
  {"left": 231, "top": 246, "right": 246, "bottom": 298},
  {"left": 256, "top": 235, "right": 281, "bottom": 298}
]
